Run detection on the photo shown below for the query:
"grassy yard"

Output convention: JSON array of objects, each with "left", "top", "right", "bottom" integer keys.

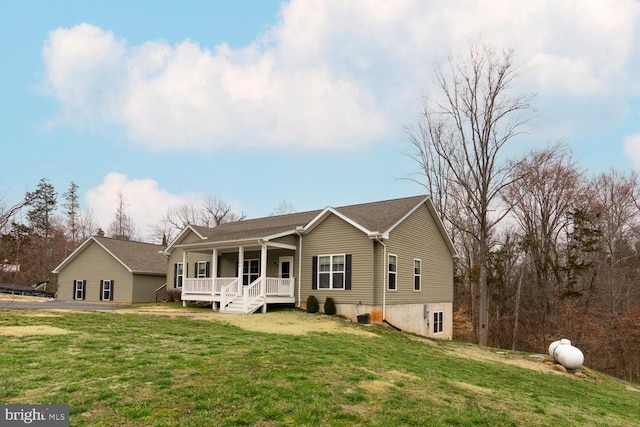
[{"left": 0, "top": 306, "right": 638, "bottom": 426}]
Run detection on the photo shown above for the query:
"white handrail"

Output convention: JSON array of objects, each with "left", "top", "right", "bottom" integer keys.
[
  {"left": 220, "top": 278, "right": 240, "bottom": 309},
  {"left": 244, "top": 278, "right": 264, "bottom": 312}
]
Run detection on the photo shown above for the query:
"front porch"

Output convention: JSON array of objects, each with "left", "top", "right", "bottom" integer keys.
[
  {"left": 182, "top": 276, "right": 295, "bottom": 313},
  {"left": 179, "top": 240, "right": 297, "bottom": 314}
]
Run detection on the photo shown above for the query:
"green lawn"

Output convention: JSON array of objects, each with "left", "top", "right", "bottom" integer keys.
[{"left": 0, "top": 307, "right": 638, "bottom": 426}]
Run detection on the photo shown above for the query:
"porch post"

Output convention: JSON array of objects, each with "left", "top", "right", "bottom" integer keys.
[
  {"left": 238, "top": 246, "right": 244, "bottom": 285},
  {"left": 260, "top": 243, "right": 267, "bottom": 296},
  {"left": 211, "top": 248, "right": 218, "bottom": 309},
  {"left": 182, "top": 249, "right": 187, "bottom": 307}
]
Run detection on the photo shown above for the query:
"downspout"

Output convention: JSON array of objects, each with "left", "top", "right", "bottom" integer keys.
[
  {"left": 369, "top": 232, "right": 387, "bottom": 321},
  {"left": 295, "top": 226, "right": 304, "bottom": 308}
]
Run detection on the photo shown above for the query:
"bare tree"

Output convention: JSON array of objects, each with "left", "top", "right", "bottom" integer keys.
[
  {"left": 271, "top": 200, "right": 296, "bottom": 216},
  {"left": 0, "top": 195, "right": 28, "bottom": 233},
  {"left": 151, "top": 196, "right": 246, "bottom": 244},
  {"left": 108, "top": 192, "right": 136, "bottom": 240},
  {"left": 408, "top": 42, "right": 534, "bottom": 346},
  {"left": 62, "top": 182, "right": 81, "bottom": 245},
  {"left": 202, "top": 196, "right": 246, "bottom": 226}
]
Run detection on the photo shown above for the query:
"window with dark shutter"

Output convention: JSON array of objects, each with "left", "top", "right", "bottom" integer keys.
[
  {"left": 345, "top": 254, "right": 352, "bottom": 290},
  {"left": 312, "top": 256, "right": 318, "bottom": 290}
]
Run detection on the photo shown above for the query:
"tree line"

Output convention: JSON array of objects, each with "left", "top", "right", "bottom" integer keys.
[
  {"left": 407, "top": 42, "right": 640, "bottom": 383},
  {"left": 0, "top": 180, "right": 254, "bottom": 287}
]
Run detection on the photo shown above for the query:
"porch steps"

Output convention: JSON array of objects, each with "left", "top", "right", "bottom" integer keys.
[{"left": 220, "top": 297, "right": 265, "bottom": 315}]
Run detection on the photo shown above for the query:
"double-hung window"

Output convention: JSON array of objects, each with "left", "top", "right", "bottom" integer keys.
[
  {"left": 388, "top": 254, "right": 397, "bottom": 290},
  {"left": 74, "top": 279, "right": 85, "bottom": 300},
  {"left": 196, "top": 261, "right": 209, "bottom": 278},
  {"left": 433, "top": 311, "right": 444, "bottom": 334},
  {"left": 243, "top": 259, "right": 260, "bottom": 285},
  {"left": 101, "top": 279, "right": 113, "bottom": 301},
  {"left": 414, "top": 259, "right": 421, "bottom": 291},
  {"left": 175, "top": 263, "right": 184, "bottom": 288},
  {"left": 318, "top": 254, "right": 345, "bottom": 289}
]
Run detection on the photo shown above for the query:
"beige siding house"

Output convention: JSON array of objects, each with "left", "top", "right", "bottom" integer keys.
[
  {"left": 167, "top": 195, "right": 457, "bottom": 338},
  {"left": 53, "top": 237, "right": 167, "bottom": 304}
]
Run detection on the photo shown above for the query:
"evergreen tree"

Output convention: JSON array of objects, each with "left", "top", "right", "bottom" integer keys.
[{"left": 25, "top": 178, "right": 57, "bottom": 238}]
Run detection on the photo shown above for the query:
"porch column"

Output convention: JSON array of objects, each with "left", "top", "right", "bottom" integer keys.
[
  {"left": 211, "top": 248, "right": 218, "bottom": 309},
  {"left": 260, "top": 243, "right": 267, "bottom": 297},
  {"left": 182, "top": 249, "right": 187, "bottom": 307},
  {"left": 238, "top": 246, "right": 244, "bottom": 285}
]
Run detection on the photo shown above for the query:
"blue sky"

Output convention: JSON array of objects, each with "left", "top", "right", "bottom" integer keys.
[{"left": 2, "top": 0, "right": 640, "bottom": 241}]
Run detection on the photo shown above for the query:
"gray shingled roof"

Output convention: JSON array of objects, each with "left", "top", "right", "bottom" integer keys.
[
  {"left": 94, "top": 237, "right": 167, "bottom": 274},
  {"left": 189, "top": 195, "right": 427, "bottom": 243}
]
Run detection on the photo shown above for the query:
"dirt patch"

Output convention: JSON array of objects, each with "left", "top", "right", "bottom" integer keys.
[
  {"left": 626, "top": 385, "right": 640, "bottom": 392},
  {"left": 0, "top": 294, "right": 51, "bottom": 302},
  {"left": 114, "top": 308, "right": 379, "bottom": 337},
  {"left": 451, "top": 381, "right": 493, "bottom": 395},
  {"left": 0, "top": 325, "right": 76, "bottom": 336}
]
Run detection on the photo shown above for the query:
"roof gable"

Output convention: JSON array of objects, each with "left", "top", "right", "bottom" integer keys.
[{"left": 53, "top": 237, "right": 166, "bottom": 275}]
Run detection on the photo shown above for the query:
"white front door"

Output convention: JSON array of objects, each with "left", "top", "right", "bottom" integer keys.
[{"left": 279, "top": 256, "right": 294, "bottom": 279}]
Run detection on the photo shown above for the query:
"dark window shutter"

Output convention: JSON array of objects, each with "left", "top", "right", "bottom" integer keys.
[
  {"left": 193, "top": 263, "right": 197, "bottom": 278},
  {"left": 235, "top": 260, "right": 239, "bottom": 277},
  {"left": 100, "top": 280, "right": 104, "bottom": 300},
  {"left": 345, "top": 254, "right": 352, "bottom": 290},
  {"left": 205, "top": 261, "right": 211, "bottom": 278},
  {"left": 82, "top": 280, "right": 86, "bottom": 300},
  {"left": 312, "top": 256, "right": 318, "bottom": 290},
  {"left": 173, "top": 263, "right": 178, "bottom": 287},
  {"left": 73, "top": 281, "right": 77, "bottom": 300},
  {"left": 110, "top": 280, "right": 114, "bottom": 301},
  {"left": 185, "top": 263, "right": 188, "bottom": 278}
]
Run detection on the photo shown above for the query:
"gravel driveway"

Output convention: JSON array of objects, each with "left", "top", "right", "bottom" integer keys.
[{"left": 0, "top": 298, "right": 128, "bottom": 310}]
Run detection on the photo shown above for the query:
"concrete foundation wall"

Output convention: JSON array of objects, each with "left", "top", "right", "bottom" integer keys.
[{"left": 306, "top": 301, "right": 453, "bottom": 339}]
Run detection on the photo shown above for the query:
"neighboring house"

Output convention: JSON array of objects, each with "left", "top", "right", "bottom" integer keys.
[
  {"left": 53, "top": 236, "right": 167, "bottom": 304},
  {"left": 166, "top": 195, "right": 457, "bottom": 338}
]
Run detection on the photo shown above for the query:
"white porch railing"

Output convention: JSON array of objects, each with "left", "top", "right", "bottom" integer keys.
[
  {"left": 265, "top": 278, "right": 295, "bottom": 297},
  {"left": 220, "top": 278, "right": 242, "bottom": 310},
  {"left": 243, "top": 278, "right": 265, "bottom": 311},
  {"left": 183, "top": 278, "right": 240, "bottom": 295}
]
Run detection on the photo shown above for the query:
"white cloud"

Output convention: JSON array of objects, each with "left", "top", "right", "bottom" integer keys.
[
  {"left": 84, "top": 173, "right": 201, "bottom": 240},
  {"left": 42, "top": 0, "right": 640, "bottom": 151},
  {"left": 623, "top": 134, "right": 640, "bottom": 169}
]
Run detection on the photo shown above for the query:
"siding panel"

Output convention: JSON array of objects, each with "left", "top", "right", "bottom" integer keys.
[
  {"left": 301, "top": 214, "right": 375, "bottom": 306},
  {"left": 383, "top": 203, "right": 453, "bottom": 304},
  {"left": 57, "top": 241, "right": 133, "bottom": 302}
]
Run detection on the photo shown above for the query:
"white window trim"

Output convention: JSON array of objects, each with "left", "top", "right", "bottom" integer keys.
[
  {"left": 317, "top": 253, "right": 346, "bottom": 290},
  {"left": 74, "top": 279, "right": 84, "bottom": 300},
  {"left": 196, "top": 261, "right": 208, "bottom": 278},
  {"left": 433, "top": 311, "right": 444, "bottom": 334},
  {"left": 176, "top": 262, "right": 184, "bottom": 288},
  {"left": 102, "top": 279, "right": 112, "bottom": 301},
  {"left": 387, "top": 254, "right": 397, "bottom": 291},
  {"left": 413, "top": 258, "right": 422, "bottom": 292}
]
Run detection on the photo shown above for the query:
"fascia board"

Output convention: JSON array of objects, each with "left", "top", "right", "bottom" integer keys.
[{"left": 303, "top": 207, "right": 372, "bottom": 235}]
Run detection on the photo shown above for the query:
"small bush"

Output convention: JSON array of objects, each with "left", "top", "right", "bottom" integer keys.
[
  {"left": 307, "top": 295, "right": 319, "bottom": 313},
  {"left": 324, "top": 297, "right": 336, "bottom": 315},
  {"left": 165, "top": 289, "right": 182, "bottom": 302}
]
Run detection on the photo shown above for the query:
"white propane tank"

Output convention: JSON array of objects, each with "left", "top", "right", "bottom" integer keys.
[{"left": 548, "top": 338, "right": 584, "bottom": 370}]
